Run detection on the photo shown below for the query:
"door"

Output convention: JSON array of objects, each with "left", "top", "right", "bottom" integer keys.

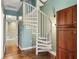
[
  {"left": 5, "top": 15, "right": 18, "bottom": 55},
  {"left": 6, "top": 21, "right": 17, "bottom": 44}
]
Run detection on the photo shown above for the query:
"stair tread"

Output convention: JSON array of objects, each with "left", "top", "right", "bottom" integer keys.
[
  {"left": 38, "top": 46, "right": 51, "bottom": 48},
  {"left": 38, "top": 50, "right": 48, "bottom": 52},
  {"left": 38, "top": 43, "right": 51, "bottom": 46},
  {"left": 38, "top": 40, "right": 50, "bottom": 43},
  {"left": 39, "top": 37, "right": 47, "bottom": 39}
]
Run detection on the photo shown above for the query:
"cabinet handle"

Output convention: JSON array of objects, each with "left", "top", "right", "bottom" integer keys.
[
  {"left": 73, "top": 20, "right": 77, "bottom": 23},
  {"left": 74, "top": 31, "right": 76, "bottom": 34}
]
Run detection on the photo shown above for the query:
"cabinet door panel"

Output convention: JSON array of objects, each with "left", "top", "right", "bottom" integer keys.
[
  {"left": 65, "top": 7, "right": 73, "bottom": 25},
  {"left": 57, "top": 28, "right": 65, "bottom": 48},
  {"left": 57, "top": 48, "right": 69, "bottom": 59},
  {"left": 73, "top": 29, "right": 77, "bottom": 51},
  {"left": 57, "top": 48, "right": 75, "bottom": 59},
  {"left": 73, "top": 5, "right": 77, "bottom": 27},
  {"left": 57, "top": 28, "right": 74, "bottom": 51},
  {"left": 57, "top": 10, "right": 65, "bottom": 26},
  {"left": 63, "top": 28, "right": 75, "bottom": 51},
  {"left": 69, "top": 53, "right": 75, "bottom": 59}
]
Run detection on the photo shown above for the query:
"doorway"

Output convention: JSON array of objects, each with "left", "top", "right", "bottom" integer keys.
[{"left": 5, "top": 15, "right": 18, "bottom": 55}]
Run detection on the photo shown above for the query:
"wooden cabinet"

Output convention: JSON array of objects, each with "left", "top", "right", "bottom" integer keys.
[{"left": 57, "top": 5, "right": 77, "bottom": 59}]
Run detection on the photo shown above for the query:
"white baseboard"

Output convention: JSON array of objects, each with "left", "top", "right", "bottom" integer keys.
[
  {"left": 19, "top": 45, "right": 36, "bottom": 50},
  {"left": 19, "top": 45, "right": 56, "bottom": 56},
  {"left": 48, "top": 51, "right": 56, "bottom": 56}
]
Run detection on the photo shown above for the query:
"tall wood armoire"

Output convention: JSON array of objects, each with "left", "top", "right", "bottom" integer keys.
[{"left": 56, "top": 5, "right": 77, "bottom": 59}]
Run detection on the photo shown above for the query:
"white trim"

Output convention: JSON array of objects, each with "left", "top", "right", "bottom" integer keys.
[
  {"left": 48, "top": 51, "right": 56, "bottom": 56},
  {"left": 18, "top": 45, "right": 56, "bottom": 56},
  {"left": 16, "top": 17, "right": 19, "bottom": 47},
  {"left": 19, "top": 45, "right": 36, "bottom": 50}
]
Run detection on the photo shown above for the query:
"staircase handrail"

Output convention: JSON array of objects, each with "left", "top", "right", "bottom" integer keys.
[{"left": 24, "top": 2, "right": 52, "bottom": 25}]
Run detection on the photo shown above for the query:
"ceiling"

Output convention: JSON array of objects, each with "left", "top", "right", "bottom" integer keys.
[
  {"left": 3, "top": 0, "right": 22, "bottom": 11},
  {"left": 2, "top": 0, "right": 36, "bottom": 16},
  {"left": 2, "top": 0, "right": 45, "bottom": 16}
]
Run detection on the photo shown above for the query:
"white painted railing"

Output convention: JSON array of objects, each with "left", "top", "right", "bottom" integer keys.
[{"left": 21, "top": 2, "right": 52, "bottom": 55}]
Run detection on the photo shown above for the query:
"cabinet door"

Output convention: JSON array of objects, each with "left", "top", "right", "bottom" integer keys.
[
  {"left": 63, "top": 28, "right": 75, "bottom": 51},
  {"left": 57, "top": 28, "right": 76, "bottom": 51},
  {"left": 57, "top": 10, "right": 65, "bottom": 26},
  {"left": 73, "top": 5, "right": 77, "bottom": 27},
  {"left": 57, "top": 28, "right": 66, "bottom": 48},
  {"left": 57, "top": 48, "right": 75, "bottom": 59},
  {"left": 57, "top": 48, "right": 68, "bottom": 59},
  {"left": 73, "top": 29, "right": 77, "bottom": 58},
  {"left": 65, "top": 7, "right": 73, "bottom": 25},
  {"left": 57, "top": 5, "right": 76, "bottom": 26},
  {"left": 64, "top": 28, "right": 76, "bottom": 52}
]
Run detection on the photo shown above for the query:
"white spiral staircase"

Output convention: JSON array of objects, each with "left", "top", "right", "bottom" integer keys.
[{"left": 21, "top": 2, "right": 52, "bottom": 55}]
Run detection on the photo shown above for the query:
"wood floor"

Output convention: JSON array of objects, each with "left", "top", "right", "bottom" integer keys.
[{"left": 3, "top": 41, "right": 55, "bottom": 59}]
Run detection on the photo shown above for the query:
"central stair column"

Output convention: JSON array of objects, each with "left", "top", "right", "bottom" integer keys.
[
  {"left": 22, "top": 1, "right": 26, "bottom": 22},
  {"left": 36, "top": 0, "right": 39, "bottom": 55}
]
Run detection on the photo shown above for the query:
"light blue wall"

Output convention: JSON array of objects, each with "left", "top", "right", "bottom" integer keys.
[
  {"left": 54, "top": 0, "right": 77, "bottom": 11},
  {"left": 19, "top": 24, "right": 32, "bottom": 48}
]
